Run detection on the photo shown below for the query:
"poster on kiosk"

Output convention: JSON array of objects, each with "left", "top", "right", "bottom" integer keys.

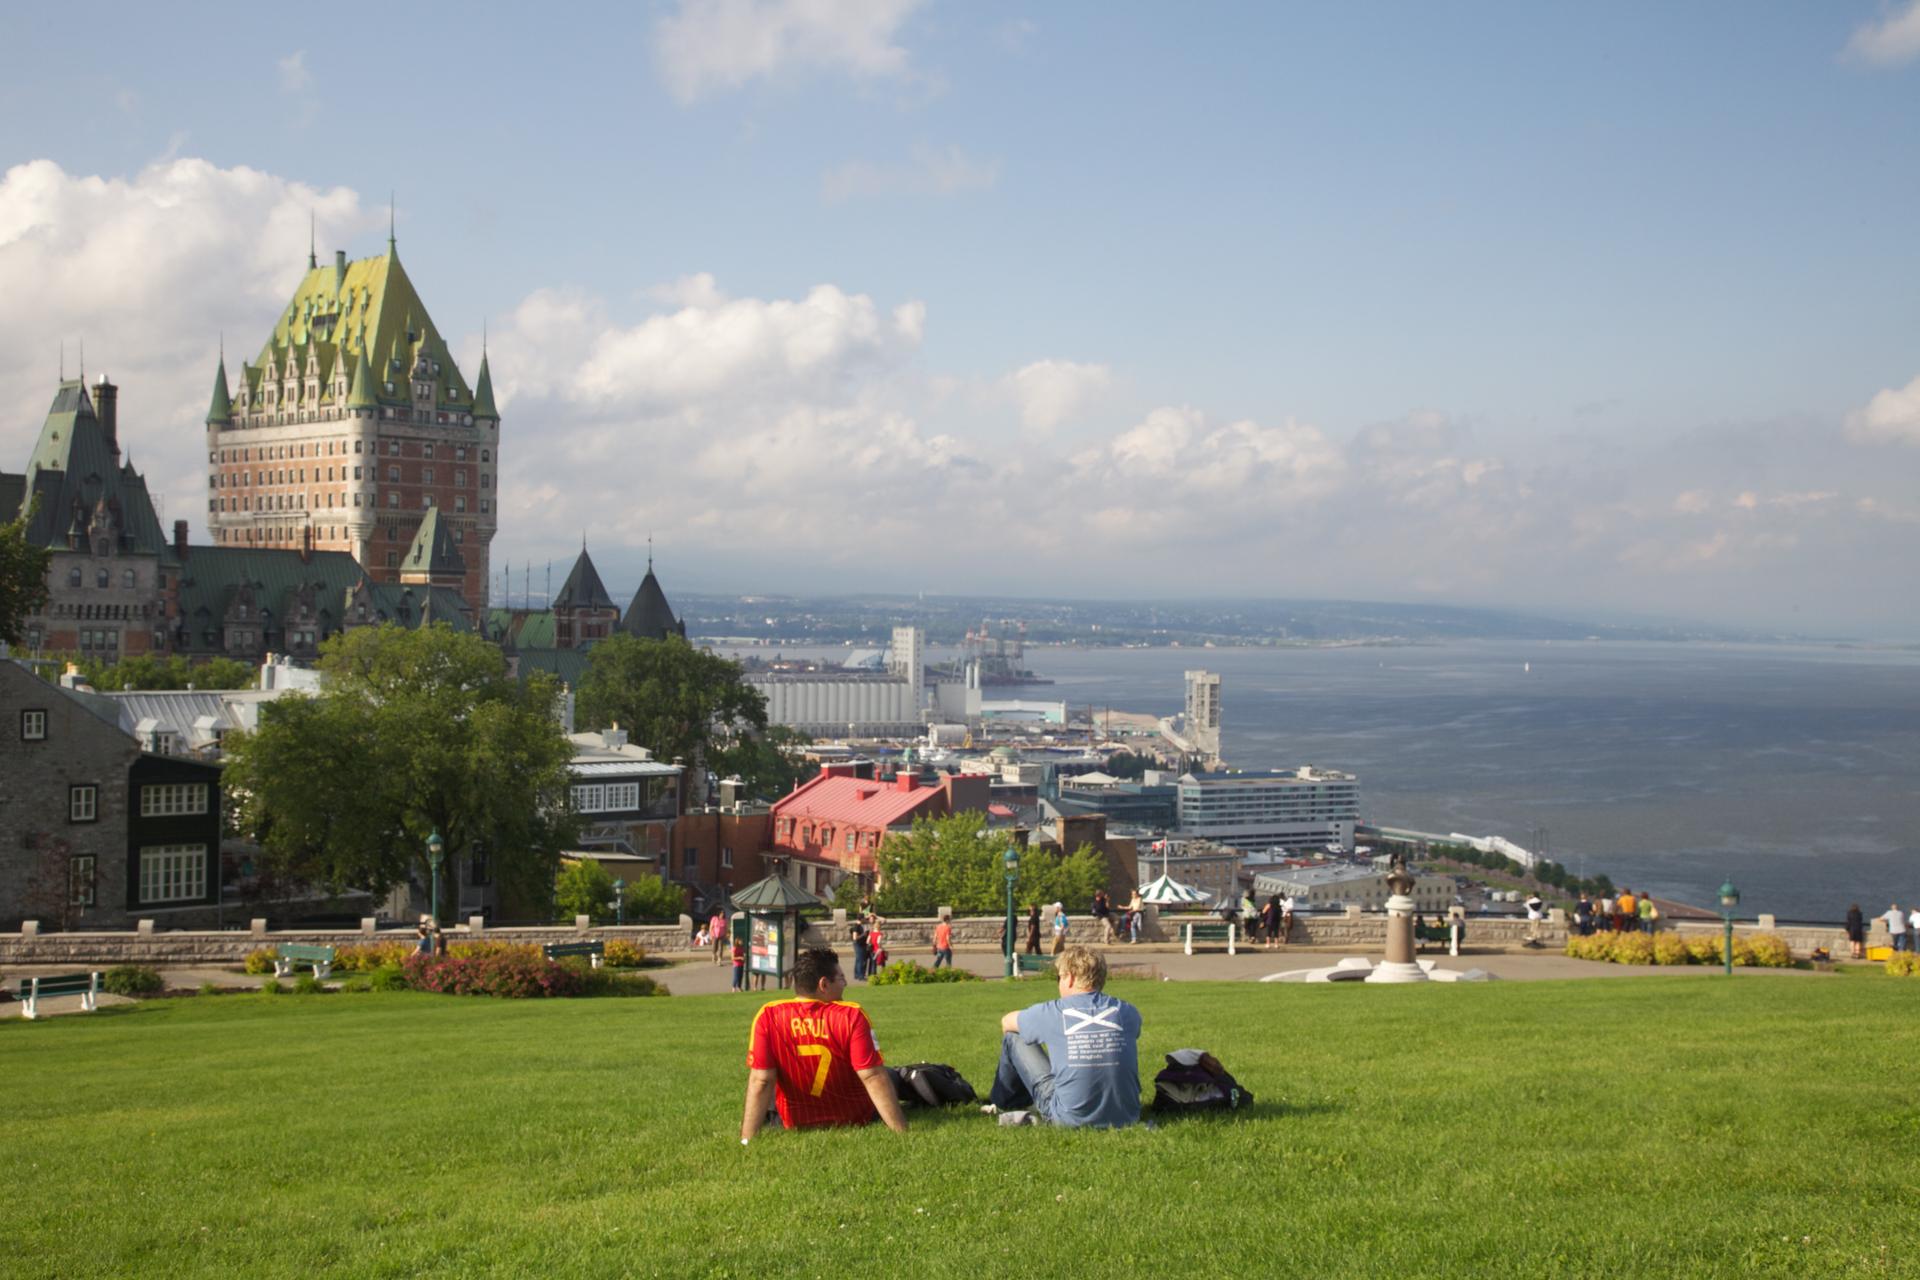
[{"left": 749, "top": 916, "right": 783, "bottom": 979}]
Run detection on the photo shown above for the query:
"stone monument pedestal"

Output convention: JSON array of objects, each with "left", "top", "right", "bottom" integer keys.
[{"left": 1365, "top": 887, "right": 1429, "bottom": 984}]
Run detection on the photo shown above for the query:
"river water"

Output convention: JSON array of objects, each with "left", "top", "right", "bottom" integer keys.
[
  {"left": 715, "top": 638, "right": 1920, "bottom": 920},
  {"left": 1034, "top": 640, "right": 1920, "bottom": 920}
]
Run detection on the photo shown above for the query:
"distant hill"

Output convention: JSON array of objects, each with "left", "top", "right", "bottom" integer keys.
[{"left": 676, "top": 593, "right": 1776, "bottom": 647}]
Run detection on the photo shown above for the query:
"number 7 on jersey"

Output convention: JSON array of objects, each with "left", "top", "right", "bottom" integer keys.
[{"left": 795, "top": 1044, "right": 833, "bottom": 1096}]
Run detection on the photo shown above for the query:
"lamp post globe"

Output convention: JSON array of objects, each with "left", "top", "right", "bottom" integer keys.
[
  {"left": 426, "top": 829, "right": 445, "bottom": 928},
  {"left": 1718, "top": 878, "right": 1740, "bottom": 976},
  {"left": 1003, "top": 846, "right": 1021, "bottom": 979}
]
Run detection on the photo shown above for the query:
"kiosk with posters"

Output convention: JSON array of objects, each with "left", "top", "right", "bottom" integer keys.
[{"left": 729, "top": 870, "right": 827, "bottom": 990}]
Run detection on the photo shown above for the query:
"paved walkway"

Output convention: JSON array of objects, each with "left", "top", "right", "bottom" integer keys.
[{"left": 4, "top": 944, "right": 1819, "bottom": 1017}]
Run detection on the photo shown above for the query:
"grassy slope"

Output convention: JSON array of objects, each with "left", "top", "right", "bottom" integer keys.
[{"left": 4, "top": 977, "right": 1918, "bottom": 1279}]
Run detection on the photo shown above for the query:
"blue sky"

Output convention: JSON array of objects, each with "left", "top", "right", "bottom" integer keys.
[{"left": 3, "top": 2, "right": 1920, "bottom": 635}]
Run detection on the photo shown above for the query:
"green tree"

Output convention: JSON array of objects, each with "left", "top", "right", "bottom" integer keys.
[
  {"left": 622, "top": 875, "right": 689, "bottom": 922},
  {"left": 1105, "top": 751, "right": 1152, "bottom": 780},
  {"left": 576, "top": 634, "right": 768, "bottom": 773},
  {"left": 712, "top": 724, "right": 813, "bottom": 801},
  {"left": 223, "top": 623, "right": 577, "bottom": 920},
  {"left": 555, "top": 859, "right": 616, "bottom": 920},
  {"left": 76, "top": 654, "right": 254, "bottom": 691},
  {"left": 0, "top": 498, "right": 51, "bottom": 647},
  {"left": 872, "top": 812, "right": 1110, "bottom": 916}
]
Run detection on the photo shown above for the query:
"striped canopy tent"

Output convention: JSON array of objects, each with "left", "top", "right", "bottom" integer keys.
[{"left": 1137, "top": 872, "right": 1212, "bottom": 906}]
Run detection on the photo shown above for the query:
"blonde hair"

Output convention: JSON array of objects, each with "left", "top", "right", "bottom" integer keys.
[{"left": 1056, "top": 944, "right": 1106, "bottom": 991}]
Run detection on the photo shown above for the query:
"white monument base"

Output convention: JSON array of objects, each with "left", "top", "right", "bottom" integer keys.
[{"left": 1364, "top": 959, "right": 1431, "bottom": 984}]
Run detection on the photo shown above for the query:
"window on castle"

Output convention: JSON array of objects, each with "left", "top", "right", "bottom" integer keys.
[
  {"left": 389, "top": 441, "right": 400, "bottom": 456},
  {"left": 481, "top": 449, "right": 490, "bottom": 462},
  {"left": 456, "top": 446, "right": 467, "bottom": 461},
  {"left": 455, "top": 497, "right": 467, "bottom": 513},
  {"left": 386, "top": 552, "right": 398, "bottom": 567},
  {"left": 421, "top": 495, "right": 433, "bottom": 509},
  {"left": 68, "top": 568, "right": 81, "bottom": 587},
  {"left": 423, "top": 468, "right": 434, "bottom": 484},
  {"left": 354, "top": 440, "right": 362, "bottom": 453},
  {"left": 96, "top": 570, "right": 108, "bottom": 588},
  {"left": 424, "top": 444, "right": 434, "bottom": 459},
  {"left": 387, "top": 492, "right": 399, "bottom": 508},
  {"left": 388, "top": 466, "right": 400, "bottom": 483},
  {"left": 481, "top": 474, "right": 491, "bottom": 489},
  {"left": 122, "top": 570, "right": 134, "bottom": 589},
  {"left": 480, "top": 500, "right": 491, "bottom": 514}
]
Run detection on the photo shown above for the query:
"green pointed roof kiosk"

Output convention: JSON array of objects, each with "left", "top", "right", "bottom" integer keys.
[{"left": 729, "top": 865, "right": 827, "bottom": 991}]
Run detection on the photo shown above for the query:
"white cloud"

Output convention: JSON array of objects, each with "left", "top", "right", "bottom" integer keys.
[
  {"left": 1003, "top": 358, "right": 1110, "bottom": 430},
  {"left": 277, "top": 51, "right": 312, "bottom": 94},
  {"left": 1847, "top": 372, "right": 1920, "bottom": 444},
  {"left": 0, "top": 158, "right": 371, "bottom": 528},
  {"left": 821, "top": 143, "right": 999, "bottom": 203},
  {"left": 1844, "top": 1, "right": 1920, "bottom": 68},
  {"left": 653, "top": 0, "right": 925, "bottom": 103}
]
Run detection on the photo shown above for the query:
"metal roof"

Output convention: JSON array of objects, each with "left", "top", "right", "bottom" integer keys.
[
  {"left": 570, "top": 759, "right": 680, "bottom": 777},
  {"left": 772, "top": 772, "right": 945, "bottom": 830}
]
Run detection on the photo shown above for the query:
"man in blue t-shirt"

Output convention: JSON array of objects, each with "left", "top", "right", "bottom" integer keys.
[{"left": 988, "top": 944, "right": 1142, "bottom": 1128}]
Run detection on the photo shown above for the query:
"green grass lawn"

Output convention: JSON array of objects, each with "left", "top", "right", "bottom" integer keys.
[{"left": 5, "top": 975, "right": 1918, "bottom": 1278}]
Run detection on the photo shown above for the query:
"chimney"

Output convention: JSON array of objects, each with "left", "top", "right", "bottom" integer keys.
[
  {"left": 601, "top": 727, "right": 628, "bottom": 750},
  {"left": 895, "top": 771, "right": 917, "bottom": 793},
  {"left": 173, "top": 519, "right": 189, "bottom": 559},
  {"left": 334, "top": 249, "right": 346, "bottom": 287},
  {"left": 93, "top": 376, "right": 119, "bottom": 454}
]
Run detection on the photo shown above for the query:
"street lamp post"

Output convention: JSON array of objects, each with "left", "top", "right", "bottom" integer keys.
[
  {"left": 1718, "top": 878, "right": 1740, "bottom": 975},
  {"left": 1003, "top": 846, "right": 1021, "bottom": 979},
  {"left": 613, "top": 879, "right": 626, "bottom": 926},
  {"left": 426, "top": 829, "right": 445, "bottom": 930}
]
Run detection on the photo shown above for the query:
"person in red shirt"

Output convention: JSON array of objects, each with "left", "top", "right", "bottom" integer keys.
[
  {"left": 740, "top": 947, "right": 909, "bottom": 1141},
  {"left": 931, "top": 913, "right": 954, "bottom": 969}
]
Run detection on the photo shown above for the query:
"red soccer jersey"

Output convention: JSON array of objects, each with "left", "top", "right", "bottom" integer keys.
[{"left": 747, "top": 997, "right": 884, "bottom": 1128}]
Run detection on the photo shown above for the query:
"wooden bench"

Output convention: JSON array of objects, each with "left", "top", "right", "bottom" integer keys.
[
  {"left": 274, "top": 943, "right": 336, "bottom": 980},
  {"left": 16, "top": 972, "right": 102, "bottom": 1020},
  {"left": 1183, "top": 921, "right": 1238, "bottom": 956},
  {"left": 1016, "top": 953, "right": 1053, "bottom": 976},
  {"left": 544, "top": 940, "right": 605, "bottom": 969}
]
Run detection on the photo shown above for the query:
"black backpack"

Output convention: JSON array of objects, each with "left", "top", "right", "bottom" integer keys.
[
  {"left": 890, "top": 1062, "right": 978, "bottom": 1107},
  {"left": 1150, "top": 1049, "right": 1253, "bottom": 1113}
]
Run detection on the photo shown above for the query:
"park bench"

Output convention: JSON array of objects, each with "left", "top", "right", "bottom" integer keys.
[
  {"left": 274, "top": 944, "right": 336, "bottom": 980},
  {"left": 1016, "top": 953, "right": 1053, "bottom": 976},
  {"left": 543, "top": 940, "right": 605, "bottom": 969},
  {"left": 1182, "top": 921, "right": 1238, "bottom": 956},
  {"left": 15, "top": 972, "right": 102, "bottom": 1020}
]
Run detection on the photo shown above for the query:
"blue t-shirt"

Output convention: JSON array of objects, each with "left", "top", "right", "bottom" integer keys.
[{"left": 1015, "top": 990, "right": 1142, "bottom": 1129}]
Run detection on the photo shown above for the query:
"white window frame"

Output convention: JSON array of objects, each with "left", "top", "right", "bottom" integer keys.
[
  {"left": 71, "top": 854, "right": 97, "bottom": 906},
  {"left": 139, "top": 844, "right": 208, "bottom": 904},
  {"left": 69, "top": 784, "right": 98, "bottom": 823},
  {"left": 141, "top": 782, "right": 210, "bottom": 817},
  {"left": 21, "top": 709, "right": 46, "bottom": 741}
]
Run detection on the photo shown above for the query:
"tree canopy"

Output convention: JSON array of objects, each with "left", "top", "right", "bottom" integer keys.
[
  {"left": 576, "top": 633, "right": 768, "bottom": 775},
  {"left": 871, "top": 811, "right": 1111, "bottom": 916},
  {"left": 0, "top": 499, "right": 51, "bottom": 647},
  {"left": 71, "top": 654, "right": 254, "bottom": 691},
  {"left": 712, "top": 724, "right": 813, "bottom": 802},
  {"left": 223, "top": 623, "right": 577, "bottom": 919}
]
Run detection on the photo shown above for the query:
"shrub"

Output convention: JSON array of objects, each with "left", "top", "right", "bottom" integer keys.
[
  {"left": 1652, "top": 932, "right": 1692, "bottom": 966},
  {"left": 1606, "top": 932, "right": 1655, "bottom": 966},
  {"left": 1686, "top": 935, "right": 1724, "bottom": 966},
  {"left": 338, "top": 974, "right": 374, "bottom": 993},
  {"left": 868, "top": 960, "right": 981, "bottom": 986},
  {"left": 402, "top": 950, "right": 584, "bottom": 999},
  {"left": 243, "top": 948, "right": 277, "bottom": 975},
  {"left": 102, "top": 965, "right": 164, "bottom": 996},
  {"left": 260, "top": 979, "right": 286, "bottom": 996},
  {"left": 603, "top": 938, "right": 648, "bottom": 968},
  {"left": 555, "top": 858, "right": 616, "bottom": 921},
  {"left": 292, "top": 974, "right": 325, "bottom": 995},
  {"left": 1747, "top": 934, "right": 1793, "bottom": 968},
  {"left": 369, "top": 964, "right": 409, "bottom": 992},
  {"left": 333, "top": 941, "right": 413, "bottom": 972},
  {"left": 1886, "top": 952, "right": 1920, "bottom": 977},
  {"left": 198, "top": 981, "right": 222, "bottom": 997},
  {"left": 573, "top": 965, "right": 667, "bottom": 998},
  {"left": 444, "top": 940, "right": 542, "bottom": 962}
]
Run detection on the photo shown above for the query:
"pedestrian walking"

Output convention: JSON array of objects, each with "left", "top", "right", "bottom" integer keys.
[
  {"left": 1885, "top": 903, "right": 1907, "bottom": 953},
  {"left": 1025, "top": 904, "right": 1043, "bottom": 956},
  {"left": 1124, "top": 889, "right": 1143, "bottom": 944},
  {"left": 1050, "top": 903, "right": 1069, "bottom": 956},
  {"left": 1845, "top": 904, "right": 1865, "bottom": 960}
]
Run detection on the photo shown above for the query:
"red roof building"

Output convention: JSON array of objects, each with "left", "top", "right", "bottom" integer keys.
[{"left": 771, "top": 764, "right": 990, "bottom": 888}]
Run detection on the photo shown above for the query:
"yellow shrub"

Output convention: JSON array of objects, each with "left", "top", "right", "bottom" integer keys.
[
  {"left": 1652, "top": 932, "right": 1692, "bottom": 966},
  {"left": 1607, "top": 932, "right": 1655, "bottom": 965},
  {"left": 243, "top": 947, "right": 277, "bottom": 975},
  {"left": 1885, "top": 952, "right": 1920, "bottom": 977},
  {"left": 1729, "top": 936, "right": 1757, "bottom": 967},
  {"left": 1746, "top": 934, "right": 1793, "bottom": 968},
  {"left": 334, "top": 941, "right": 412, "bottom": 971},
  {"left": 445, "top": 941, "right": 541, "bottom": 961},
  {"left": 604, "top": 938, "right": 647, "bottom": 968},
  {"left": 1685, "top": 935, "right": 1723, "bottom": 965}
]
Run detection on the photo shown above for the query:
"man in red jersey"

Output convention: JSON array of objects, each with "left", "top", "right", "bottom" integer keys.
[{"left": 740, "top": 947, "right": 909, "bottom": 1142}]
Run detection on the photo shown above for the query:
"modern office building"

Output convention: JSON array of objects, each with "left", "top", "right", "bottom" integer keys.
[
  {"left": 1167, "top": 766, "right": 1359, "bottom": 851},
  {"left": 1183, "top": 668, "right": 1222, "bottom": 767}
]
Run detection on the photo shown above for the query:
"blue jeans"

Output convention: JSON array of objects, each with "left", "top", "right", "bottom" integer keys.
[
  {"left": 989, "top": 1032, "right": 1057, "bottom": 1120},
  {"left": 933, "top": 948, "right": 952, "bottom": 969}
]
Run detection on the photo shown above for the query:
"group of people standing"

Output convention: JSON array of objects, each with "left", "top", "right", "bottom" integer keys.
[
  {"left": 1845, "top": 903, "right": 1920, "bottom": 958},
  {"left": 848, "top": 909, "right": 890, "bottom": 981},
  {"left": 1571, "top": 889, "right": 1658, "bottom": 936}
]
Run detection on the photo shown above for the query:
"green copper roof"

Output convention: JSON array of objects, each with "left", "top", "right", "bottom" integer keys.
[
  {"left": 554, "top": 547, "right": 616, "bottom": 611},
  {"left": 172, "top": 546, "right": 471, "bottom": 655},
  {"left": 243, "top": 248, "right": 475, "bottom": 413},
  {"left": 471, "top": 352, "right": 498, "bottom": 419},
  {"left": 205, "top": 358, "right": 233, "bottom": 425},
  {"left": 485, "top": 608, "right": 557, "bottom": 649},
  {"left": 346, "top": 351, "right": 378, "bottom": 409},
  {"left": 402, "top": 507, "right": 466, "bottom": 577},
  {"left": 13, "top": 381, "right": 173, "bottom": 560}
]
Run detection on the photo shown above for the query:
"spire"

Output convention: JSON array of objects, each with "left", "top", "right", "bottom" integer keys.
[
  {"left": 387, "top": 191, "right": 396, "bottom": 256},
  {"left": 472, "top": 348, "right": 498, "bottom": 419},
  {"left": 345, "top": 350, "right": 378, "bottom": 410},
  {"left": 206, "top": 355, "right": 233, "bottom": 426},
  {"left": 308, "top": 210, "right": 317, "bottom": 269}
]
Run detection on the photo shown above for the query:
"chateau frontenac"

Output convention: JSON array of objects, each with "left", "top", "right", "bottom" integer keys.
[{"left": 204, "top": 230, "right": 498, "bottom": 609}]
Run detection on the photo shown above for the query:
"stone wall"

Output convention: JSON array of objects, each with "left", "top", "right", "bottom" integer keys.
[{"left": 0, "top": 909, "right": 1852, "bottom": 967}]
